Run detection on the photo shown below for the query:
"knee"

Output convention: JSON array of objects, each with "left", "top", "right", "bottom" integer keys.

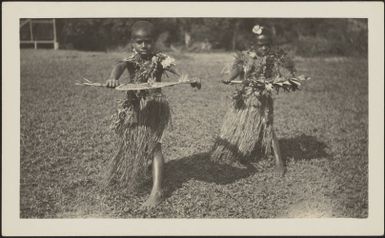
[{"left": 153, "top": 143, "right": 163, "bottom": 157}]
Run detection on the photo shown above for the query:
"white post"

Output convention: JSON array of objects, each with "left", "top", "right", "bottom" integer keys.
[
  {"left": 30, "top": 20, "right": 36, "bottom": 49},
  {"left": 53, "top": 19, "right": 58, "bottom": 50},
  {"left": 29, "top": 20, "right": 33, "bottom": 40}
]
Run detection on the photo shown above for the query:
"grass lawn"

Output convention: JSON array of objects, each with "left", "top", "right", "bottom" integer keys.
[{"left": 20, "top": 49, "right": 368, "bottom": 218}]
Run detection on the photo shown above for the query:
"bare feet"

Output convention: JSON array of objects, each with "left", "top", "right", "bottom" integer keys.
[
  {"left": 274, "top": 164, "right": 285, "bottom": 177},
  {"left": 140, "top": 191, "right": 164, "bottom": 209}
]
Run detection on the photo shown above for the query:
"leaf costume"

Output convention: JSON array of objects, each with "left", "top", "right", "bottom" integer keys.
[
  {"left": 211, "top": 48, "right": 298, "bottom": 164},
  {"left": 107, "top": 51, "right": 176, "bottom": 191}
]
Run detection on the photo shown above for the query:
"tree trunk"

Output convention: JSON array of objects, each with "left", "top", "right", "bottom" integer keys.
[{"left": 184, "top": 31, "right": 191, "bottom": 48}]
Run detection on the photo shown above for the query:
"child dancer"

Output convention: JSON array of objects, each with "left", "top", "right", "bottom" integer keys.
[
  {"left": 105, "top": 21, "right": 179, "bottom": 208},
  {"left": 211, "top": 24, "right": 305, "bottom": 176}
]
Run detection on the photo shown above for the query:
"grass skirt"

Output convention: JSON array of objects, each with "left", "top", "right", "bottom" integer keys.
[
  {"left": 107, "top": 90, "right": 171, "bottom": 191},
  {"left": 211, "top": 89, "right": 274, "bottom": 165}
]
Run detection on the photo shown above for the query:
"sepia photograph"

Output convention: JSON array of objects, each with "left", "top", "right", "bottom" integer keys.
[{"left": 2, "top": 1, "right": 384, "bottom": 236}]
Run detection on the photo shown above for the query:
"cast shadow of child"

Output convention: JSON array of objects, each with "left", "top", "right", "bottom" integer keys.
[
  {"left": 162, "top": 133, "right": 329, "bottom": 198},
  {"left": 279, "top": 134, "right": 330, "bottom": 162},
  {"left": 163, "top": 152, "right": 256, "bottom": 197}
]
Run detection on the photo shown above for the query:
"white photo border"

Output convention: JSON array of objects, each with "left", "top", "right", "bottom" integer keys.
[{"left": 2, "top": 1, "right": 384, "bottom": 236}]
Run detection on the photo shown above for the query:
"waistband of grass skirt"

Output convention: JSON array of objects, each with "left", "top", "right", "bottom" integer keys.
[{"left": 126, "top": 88, "right": 166, "bottom": 99}]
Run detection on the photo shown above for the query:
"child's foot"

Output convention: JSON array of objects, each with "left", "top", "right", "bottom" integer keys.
[
  {"left": 140, "top": 191, "right": 164, "bottom": 209},
  {"left": 274, "top": 164, "right": 285, "bottom": 177}
]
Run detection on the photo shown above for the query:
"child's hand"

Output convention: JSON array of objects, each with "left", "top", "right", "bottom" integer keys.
[
  {"left": 222, "top": 79, "right": 231, "bottom": 85},
  {"left": 106, "top": 79, "right": 119, "bottom": 88}
]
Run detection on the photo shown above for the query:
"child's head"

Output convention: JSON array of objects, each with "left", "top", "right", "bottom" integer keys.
[
  {"left": 130, "top": 21, "right": 155, "bottom": 56},
  {"left": 252, "top": 25, "right": 272, "bottom": 56}
]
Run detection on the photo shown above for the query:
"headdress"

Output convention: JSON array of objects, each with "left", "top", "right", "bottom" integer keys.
[{"left": 252, "top": 24, "right": 272, "bottom": 44}]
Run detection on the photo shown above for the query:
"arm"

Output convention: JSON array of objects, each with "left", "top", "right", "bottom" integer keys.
[
  {"left": 222, "top": 51, "right": 248, "bottom": 85},
  {"left": 275, "top": 50, "right": 296, "bottom": 78},
  {"left": 280, "top": 56, "right": 296, "bottom": 77},
  {"left": 222, "top": 65, "right": 242, "bottom": 84},
  {"left": 106, "top": 61, "right": 127, "bottom": 88}
]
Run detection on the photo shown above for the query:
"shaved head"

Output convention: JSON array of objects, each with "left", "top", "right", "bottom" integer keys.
[
  {"left": 130, "top": 21, "right": 155, "bottom": 56},
  {"left": 131, "top": 21, "right": 155, "bottom": 39}
]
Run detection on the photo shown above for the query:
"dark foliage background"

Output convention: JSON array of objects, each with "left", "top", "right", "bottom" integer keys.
[{"left": 21, "top": 18, "right": 368, "bottom": 56}]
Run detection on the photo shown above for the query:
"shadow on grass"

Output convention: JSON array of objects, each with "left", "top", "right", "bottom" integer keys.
[
  {"left": 279, "top": 134, "right": 329, "bottom": 161},
  {"left": 163, "top": 134, "right": 329, "bottom": 198},
  {"left": 163, "top": 152, "right": 256, "bottom": 197}
]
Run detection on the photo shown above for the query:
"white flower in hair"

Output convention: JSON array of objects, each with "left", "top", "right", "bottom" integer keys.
[{"left": 252, "top": 25, "right": 264, "bottom": 35}]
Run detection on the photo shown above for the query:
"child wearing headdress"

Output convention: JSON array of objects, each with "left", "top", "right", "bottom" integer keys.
[
  {"left": 211, "top": 24, "right": 303, "bottom": 176},
  {"left": 105, "top": 21, "right": 178, "bottom": 208}
]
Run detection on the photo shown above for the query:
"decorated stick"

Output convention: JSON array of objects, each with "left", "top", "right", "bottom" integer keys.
[
  {"left": 223, "top": 75, "right": 310, "bottom": 93},
  {"left": 116, "top": 78, "right": 201, "bottom": 91},
  {"left": 76, "top": 75, "right": 201, "bottom": 91}
]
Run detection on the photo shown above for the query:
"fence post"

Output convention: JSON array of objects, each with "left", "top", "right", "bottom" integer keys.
[
  {"left": 29, "top": 21, "right": 33, "bottom": 39},
  {"left": 53, "top": 19, "right": 59, "bottom": 50}
]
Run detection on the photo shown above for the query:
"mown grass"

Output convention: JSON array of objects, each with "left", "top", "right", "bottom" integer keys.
[{"left": 20, "top": 49, "right": 368, "bottom": 218}]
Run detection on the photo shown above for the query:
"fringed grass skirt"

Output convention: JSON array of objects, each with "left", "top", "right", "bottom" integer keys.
[
  {"left": 107, "top": 90, "right": 171, "bottom": 192},
  {"left": 211, "top": 91, "right": 274, "bottom": 165}
]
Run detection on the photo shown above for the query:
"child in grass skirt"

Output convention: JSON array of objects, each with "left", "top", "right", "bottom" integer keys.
[
  {"left": 211, "top": 25, "right": 301, "bottom": 176},
  {"left": 105, "top": 21, "right": 178, "bottom": 208}
]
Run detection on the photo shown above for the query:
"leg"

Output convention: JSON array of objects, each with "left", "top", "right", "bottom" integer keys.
[
  {"left": 272, "top": 130, "right": 285, "bottom": 177},
  {"left": 141, "top": 143, "right": 165, "bottom": 209}
]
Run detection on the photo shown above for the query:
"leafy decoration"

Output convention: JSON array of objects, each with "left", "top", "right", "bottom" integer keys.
[
  {"left": 230, "top": 49, "right": 310, "bottom": 100},
  {"left": 122, "top": 52, "right": 178, "bottom": 83}
]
